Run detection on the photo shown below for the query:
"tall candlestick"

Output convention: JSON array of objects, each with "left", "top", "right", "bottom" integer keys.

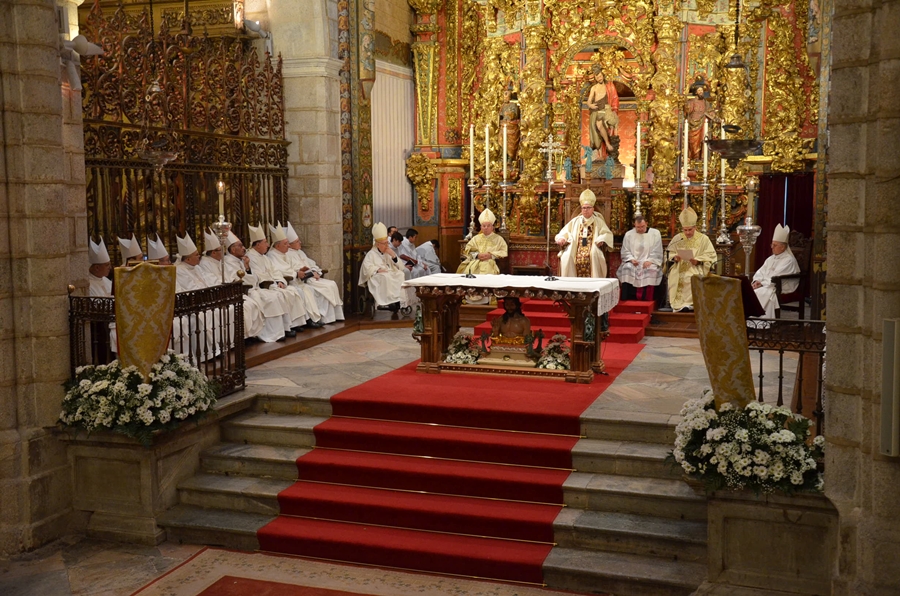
[
  {"left": 636, "top": 121, "right": 642, "bottom": 182},
  {"left": 682, "top": 118, "right": 689, "bottom": 180},
  {"left": 702, "top": 119, "right": 709, "bottom": 182},
  {"left": 720, "top": 126, "right": 726, "bottom": 181},
  {"left": 484, "top": 124, "right": 490, "bottom": 180},
  {"left": 502, "top": 123, "right": 508, "bottom": 182},
  {"left": 469, "top": 124, "right": 475, "bottom": 179}
]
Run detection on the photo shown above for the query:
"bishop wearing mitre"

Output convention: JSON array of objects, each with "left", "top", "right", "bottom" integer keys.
[
  {"left": 556, "top": 189, "right": 614, "bottom": 278},
  {"left": 359, "top": 222, "right": 408, "bottom": 311},
  {"left": 457, "top": 208, "right": 508, "bottom": 275},
  {"left": 752, "top": 224, "right": 800, "bottom": 319},
  {"left": 666, "top": 207, "right": 717, "bottom": 312}
]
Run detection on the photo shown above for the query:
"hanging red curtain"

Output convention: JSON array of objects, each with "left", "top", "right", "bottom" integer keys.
[{"left": 753, "top": 172, "right": 815, "bottom": 269}]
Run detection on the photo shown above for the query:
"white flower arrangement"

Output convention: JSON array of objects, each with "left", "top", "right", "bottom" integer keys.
[
  {"left": 672, "top": 391, "right": 824, "bottom": 495},
  {"left": 536, "top": 334, "right": 571, "bottom": 370},
  {"left": 60, "top": 351, "right": 217, "bottom": 445},
  {"left": 444, "top": 331, "right": 481, "bottom": 364}
]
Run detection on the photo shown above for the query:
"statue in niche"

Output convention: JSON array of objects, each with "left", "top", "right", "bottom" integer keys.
[
  {"left": 684, "top": 76, "right": 719, "bottom": 161},
  {"left": 499, "top": 87, "right": 520, "bottom": 165},
  {"left": 585, "top": 65, "right": 619, "bottom": 158}
]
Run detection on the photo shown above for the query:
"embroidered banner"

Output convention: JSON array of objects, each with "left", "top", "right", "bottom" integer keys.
[{"left": 114, "top": 263, "right": 176, "bottom": 379}]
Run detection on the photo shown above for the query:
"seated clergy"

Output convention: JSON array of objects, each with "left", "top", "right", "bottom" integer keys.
[
  {"left": 173, "top": 232, "right": 220, "bottom": 359},
  {"left": 398, "top": 228, "right": 427, "bottom": 279},
  {"left": 267, "top": 222, "right": 324, "bottom": 328},
  {"left": 752, "top": 224, "right": 800, "bottom": 319},
  {"left": 416, "top": 239, "right": 441, "bottom": 275},
  {"left": 457, "top": 209, "right": 507, "bottom": 275},
  {"left": 118, "top": 233, "right": 143, "bottom": 265},
  {"left": 147, "top": 234, "right": 172, "bottom": 265},
  {"left": 666, "top": 207, "right": 717, "bottom": 312},
  {"left": 556, "top": 189, "right": 614, "bottom": 278},
  {"left": 617, "top": 214, "right": 664, "bottom": 301},
  {"left": 224, "top": 231, "right": 291, "bottom": 342},
  {"left": 285, "top": 221, "right": 344, "bottom": 323},
  {"left": 175, "top": 233, "right": 208, "bottom": 292},
  {"left": 200, "top": 228, "right": 266, "bottom": 340},
  {"left": 245, "top": 222, "right": 310, "bottom": 331},
  {"left": 88, "top": 237, "right": 112, "bottom": 297},
  {"left": 359, "top": 222, "right": 409, "bottom": 312}
]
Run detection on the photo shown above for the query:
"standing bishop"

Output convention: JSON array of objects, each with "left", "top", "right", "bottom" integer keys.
[
  {"left": 556, "top": 189, "right": 614, "bottom": 278},
  {"left": 359, "top": 222, "right": 409, "bottom": 312},
  {"left": 88, "top": 237, "right": 112, "bottom": 297},
  {"left": 666, "top": 207, "right": 717, "bottom": 311},
  {"left": 457, "top": 209, "right": 508, "bottom": 275},
  {"left": 751, "top": 224, "right": 800, "bottom": 319}
]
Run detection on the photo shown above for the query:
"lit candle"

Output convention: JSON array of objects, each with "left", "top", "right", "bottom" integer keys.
[
  {"left": 636, "top": 121, "right": 641, "bottom": 184},
  {"left": 682, "top": 119, "right": 689, "bottom": 180},
  {"left": 502, "top": 123, "right": 508, "bottom": 182},
  {"left": 484, "top": 124, "right": 490, "bottom": 180},
  {"left": 217, "top": 180, "right": 225, "bottom": 215},
  {"left": 469, "top": 124, "right": 475, "bottom": 180},
  {"left": 720, "top": 126, "right": 726, "bottom": 181},
  {"left": 702, "top": 119, "right": 709, "bottom": 182}
]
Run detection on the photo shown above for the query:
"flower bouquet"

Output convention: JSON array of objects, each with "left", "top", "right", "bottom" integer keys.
[
  {"left": 672, "top": 391, "right": 824, "bottom": 495},
  {"left": 536, "top": 334, "right": 571, "bottom": 370},
  {"left": 59, "top": 351, "right": 217, "bottom": 445},
  {"left": 444, "top": 331, "right": 481, "bottom": 364}
]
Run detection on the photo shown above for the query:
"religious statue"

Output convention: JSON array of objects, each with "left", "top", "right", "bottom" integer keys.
[
  {"left": 479, "top": 296, "right": 538, "bottom": 368},
  {"left": 491, "top": 297, "right": 532, "bottom": 341},
  {"left": 684, "top": 76, "right": 718, "bottom": 161},
  {"left": 499, "top": 88, "right": 520, "bottom": 164},
  {"left": 585, "top": 66, "right": 619, "bottom": 157}
]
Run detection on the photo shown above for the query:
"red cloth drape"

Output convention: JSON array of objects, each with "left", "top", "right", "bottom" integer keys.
[{"left": 754, "top": 172, "right": 815, "bottom": 269}]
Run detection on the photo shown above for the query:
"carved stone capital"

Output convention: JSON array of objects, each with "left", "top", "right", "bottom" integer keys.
[{"left": 406, "top": 153, "right": 437, "bottom": 211}]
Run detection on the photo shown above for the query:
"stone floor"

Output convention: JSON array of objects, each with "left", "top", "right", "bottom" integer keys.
[{"left": 0, "top": 330, "right": 800, "bottom": 595}]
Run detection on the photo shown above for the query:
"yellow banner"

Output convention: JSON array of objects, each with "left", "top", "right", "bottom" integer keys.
[{"left": 114, "top": 262, "right": 176, "bottom": 379}]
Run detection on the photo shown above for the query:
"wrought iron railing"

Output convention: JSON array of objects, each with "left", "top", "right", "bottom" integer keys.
[
  {"left": 68, "top": 283, "right": 246, "bottom": 396},
  {"left": 746, "top": 319, "right": 826, "bottom": 435}
]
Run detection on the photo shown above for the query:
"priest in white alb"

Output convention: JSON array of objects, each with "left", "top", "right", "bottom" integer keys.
[
  {"left": 556, "top": 189, "right": 614, "bottom": 278},
  {"left": 285, "top": 221, "right": 344, "bottom": 323},
  {"left": 457, "top": 209, "right": 507, "bottom": 275},
  {"left": 666, "top": 207, "right": 717, "bottom": 312},
  {"left": 617, "top": 214, "right": 663, "bottom": 301},
  {"left": 88, "top": 237, "right": 112, "bottom": 297},
  {"left": 751, "top": 224, "right": 800, "bottom": 319},
  {"left": 359, "top": 222, "right": 409, "bottom": 312},
  {"left": 416, "top": 239, "right": 441, "bottom": 275}
]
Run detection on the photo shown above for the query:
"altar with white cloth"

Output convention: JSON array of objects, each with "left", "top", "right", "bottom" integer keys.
[{"left": 403, "top": 274, "right": 620, "bottom": 384}]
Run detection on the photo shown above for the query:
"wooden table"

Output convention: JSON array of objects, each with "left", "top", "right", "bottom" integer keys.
[{"left": 404, "top": 274, "right": 619, "bottom": 384}]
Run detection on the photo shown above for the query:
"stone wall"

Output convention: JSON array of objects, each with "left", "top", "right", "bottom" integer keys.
[
  {"left": 826, "top": 0, "right": 900, "bottom": 591},
  {"left": 375, "top": 0, "right": 413, "bottom": 45},
  {"left": 0, "top": 0, "right": 88, "bottom": 556}
]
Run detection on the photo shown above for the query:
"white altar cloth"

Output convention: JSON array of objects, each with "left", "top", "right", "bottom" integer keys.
[{"left": 403, "top": 273, "right": 620, "bottom": 315}]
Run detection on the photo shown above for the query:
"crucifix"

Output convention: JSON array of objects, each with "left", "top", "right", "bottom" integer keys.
[{"left": 539, "top": 133, "right": 563, "bottom": 281}]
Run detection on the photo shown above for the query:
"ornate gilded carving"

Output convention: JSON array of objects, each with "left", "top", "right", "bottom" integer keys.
[
  {"left": 517, "top": 25, "right": 547, "bottom": 196},
  {"left": 406, "top": 153, "right": 437, "bottom": 211},
  {"left": 407, "top": 0, "right": 442, "bottom": 15},
  {"left": 445, "top": 0, "right": 459, "bottom": 133},
  {"left": 460, "top": 0, "right": 481, "bottom": 138},
  {"left": 448, "top": 178, "right": 463, "bottom": 221},
  {"left": 161, "top": 6, "right": 234, "bottom": 28},
  {"left": 412, "top": 41, "right": 439, "bottom": 145},
  {"left": 649, "top": 15, "right": 682, "bottom": 229}
]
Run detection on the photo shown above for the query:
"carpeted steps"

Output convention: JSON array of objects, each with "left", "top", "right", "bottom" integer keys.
[{"left": 473, "top": 299, "right": 654, "bottom": 344}]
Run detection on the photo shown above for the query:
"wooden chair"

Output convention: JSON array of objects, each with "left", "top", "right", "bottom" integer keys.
[{"left": 772, "top": 230, "right": 812, "bottom": 319}]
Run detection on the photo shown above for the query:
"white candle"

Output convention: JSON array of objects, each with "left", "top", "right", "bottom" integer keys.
[
  {"left": 469, "top": 124, "right": 475, "bottom": 180},
  {"left": 636, "top": 121, "right": 641, "bottom": 183},
  {"left": 217, "top": 180, "right": 225, "bottom": 215},
  {"left": 502, "top": 124, "right": 508, "bottom": 182},
  {"left": 720, "top": 126, "right": 726, "bottom": 181},
  {"left": 682, "top": 118, "right": 689, "bottom": 180},
  {"left": 484, "top": 124, "right": 490, "bottom": 180},
  {"left": 702, "top": 119, "right": 709, "bottom": 181}
]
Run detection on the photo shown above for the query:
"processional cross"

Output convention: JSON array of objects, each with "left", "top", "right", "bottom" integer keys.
[{"left": 539, "top": 133, "right": 563, "bottom": 281}]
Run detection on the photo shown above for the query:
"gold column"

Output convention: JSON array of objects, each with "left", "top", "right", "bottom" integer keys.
[
  {"left": 409, "top": 0, "right": 442, "bottom": 146},
  {"left": 649, "top": 15, "right": 681, "bottom": 230},
  {"left": 516, "top": 25, "right": 549, "bottom": 235}
]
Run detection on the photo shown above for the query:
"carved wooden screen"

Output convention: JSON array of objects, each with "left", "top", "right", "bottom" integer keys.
[{"left": 79, "top": 3, "right": 288, "bottom": 263}]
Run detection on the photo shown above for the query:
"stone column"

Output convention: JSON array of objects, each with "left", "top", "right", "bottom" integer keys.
[
  {"left": 0, "top": 0, "right": 87, "bottom": 555},
  {"left": 263, "top": 0, "right": 344, "bottom": 289},
  {"left": 826, "top": 0, "right": 900, "bottom": 591}
]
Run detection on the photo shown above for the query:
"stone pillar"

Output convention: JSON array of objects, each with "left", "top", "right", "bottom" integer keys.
[
  {"left": 0, "top": 0, "right": 87, "bottom": 555},
  {"left": 826, "top": 0, "right": 900, "bottom": 591},
  {"left": 263, "top": 0, "right": 343, "bottom": 289}
]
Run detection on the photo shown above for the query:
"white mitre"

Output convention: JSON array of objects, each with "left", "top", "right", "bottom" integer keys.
[
  {"left": 268, "top": 222, "right": 287, "bottom": 243},
  {"left": 478, "top": 208, "right": 496, "bottom": 225},
  {"left": 372, "top": 222, "right": 388, "bottom": 242},
  {"left": 89, "top": 237, "right": 110, "bottom": 265},
  {"left": 285, "top": 221, "right": 299, "bottom": 243},
  {"left": 118, "top": 234, "right": 142, "bottom": 263},
  {"left": 678, "top": 207, "right": 698, "bottom": 228},
  {"left": 176, "top": 233, "right": 198, "bottom": 257},
  {"left": 147, "top": 234, "right": 169, "bottom": 260},
  {"left": 579, "top": 189, "right": 597, "bottom": 207},
  {"left": 772, "top": 223, "right": 790, "bottom": 244},
  {"left": 248, "top": 222, "right": 266, "bottom": 244},
  {"left": 224, "top": 230, "right": 240, "bottom": 249},
  {"left": 203, "top": 228, "right": 221, "bottom": 253}
]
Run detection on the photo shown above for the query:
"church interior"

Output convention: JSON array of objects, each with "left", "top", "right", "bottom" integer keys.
[{"left": 1, "top": 0, "right": 899, "bottom": 594}]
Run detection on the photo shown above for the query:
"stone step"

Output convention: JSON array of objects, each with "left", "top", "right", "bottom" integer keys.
[
  {"left": 554, "top": 508, "right": 707, "bottom": 562},
  {"left": 157, "top": 504, "right": 273, "bottom": 551},
  {"left": 253, "top": 393, "right": 333, "bottom": 418},
  {"left": 201, "top": 442, "right": 308, "bottom": 479},
  {"left": 221, "top": 411, "right": 326, "bottom": 447},
  {"left": 571, "top": 438, "right": 681, "bottom": 479},
  {"left": 581, "top": 410, "right": 678, "bottom": 445},
  {"left": 543, "top": 546, "right": 707, "bottom": 596},
  {"left": 564, "top": 472, "right": 707, "bottom": 521},
  {"left": 177, "top": 472, "right": 293, "bottom": 516}
]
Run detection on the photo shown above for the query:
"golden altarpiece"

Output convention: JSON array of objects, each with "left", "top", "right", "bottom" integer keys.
[{"left": 404, "top": 0, "right": 824, "bottom": 280}]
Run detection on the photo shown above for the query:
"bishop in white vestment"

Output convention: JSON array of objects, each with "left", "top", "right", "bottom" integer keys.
[
  {"left": 266, "top": 222, "right": 323, "bottom": 326},
  {"left": 752, "top": 224, "right": 800, "bottom": 318},
  {"left": 666, "top": 207, "right": 717, "bottom": 311},
  {"left": 224, "top": 231, "right": 290, "bottom": 342},
  {"left": 88, "top": 237, "right": 112, "bottom": 297},
  {"left": 285, "top": 222, "right": 344, "bottom": 323},
  {"left": 246, "top": 222, "right": 309, "bottom": 329},
  {"left": 556, "top": 189, "right": 614, "bottom": 278},
  {"left": 359, "top": 222, "right": 409, "bottom": 309}
]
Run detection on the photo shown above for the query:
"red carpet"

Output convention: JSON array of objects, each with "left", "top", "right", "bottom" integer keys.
[
  {"left": 199, "top": 577, "right": 363, "bottom": 596},
  {"left": 257, "top": 342, "right": 643, "bottom": 584}
]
